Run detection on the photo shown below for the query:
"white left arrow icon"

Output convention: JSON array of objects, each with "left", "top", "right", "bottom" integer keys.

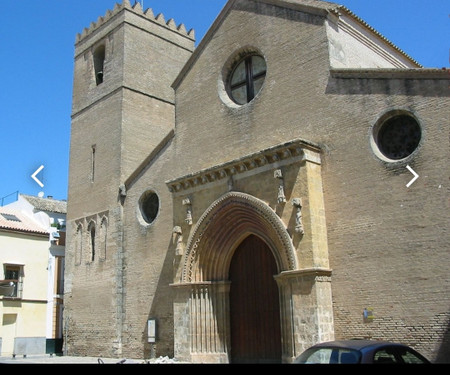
[{"left": 31, "top": 165, "right": 44, "bottom": 188}]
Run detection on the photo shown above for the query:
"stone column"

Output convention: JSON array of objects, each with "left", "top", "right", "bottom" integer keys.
[{"left": 172, "top": 281, "right": 230, "bottom": 363}]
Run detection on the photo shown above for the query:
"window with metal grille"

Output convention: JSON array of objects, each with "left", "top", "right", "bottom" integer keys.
[{"left": 376, "top": 115, "right": 421, "bottom": 160}]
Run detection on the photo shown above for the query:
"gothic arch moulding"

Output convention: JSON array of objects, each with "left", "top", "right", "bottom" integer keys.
[{"left": 181, "top": 192, "right": 297, "bottom": 283}]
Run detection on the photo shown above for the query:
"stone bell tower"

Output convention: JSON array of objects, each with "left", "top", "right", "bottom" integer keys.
[{"left": 65, "top": 0, "right": 194, "bottom": 357}]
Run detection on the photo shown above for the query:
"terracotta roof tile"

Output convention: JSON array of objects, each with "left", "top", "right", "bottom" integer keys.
[
  {"left": 0, "top": 207, "right": 49, "bottom": 236},
  {"left": 21, "top": 194, "right": 67, "bottom": 214}
]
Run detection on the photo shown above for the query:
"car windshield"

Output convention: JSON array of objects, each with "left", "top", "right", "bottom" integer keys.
[{"left": 296, "top": 347, "right": 361, "bottom": 364}]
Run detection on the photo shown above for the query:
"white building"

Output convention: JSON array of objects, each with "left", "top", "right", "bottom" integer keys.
[{"left": 1, "top": 194, "right": 66, "bottom": 356}]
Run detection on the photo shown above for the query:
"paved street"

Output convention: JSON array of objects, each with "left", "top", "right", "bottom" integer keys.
[{"left": 0, "top": 354, "right": 176, "bottom": 364}]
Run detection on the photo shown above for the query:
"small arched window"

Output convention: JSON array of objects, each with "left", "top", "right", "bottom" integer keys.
[
  {"left": 99, "top": 217, "right": 108, "bottom": 261},
  {"left": 88, "top": 221, "right": 96, "bottom": 262},
  {"left": 75, "top": 224, "right": 83, "bottom": 266}
]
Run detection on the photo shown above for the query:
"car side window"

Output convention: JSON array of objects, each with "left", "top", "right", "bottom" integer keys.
[
  {"left": 296, "top": 348, "right": 361, "bottom": 364},
  {"left": 373, "top": 349, "right": 398, "bottom": 363},
  {"left": 398, "top": 348, "right": 428, "bottom": 364},
  {"left": 339, "top": 350, "right": 359, "bottom": 364},
  {"left": 301, "top": 348, "right": 333, "bottom": 363}
]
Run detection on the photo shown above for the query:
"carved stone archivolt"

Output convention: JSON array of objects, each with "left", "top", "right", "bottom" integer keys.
[{"left": 179, "top": 191, "right": 297, "bottom": 283}]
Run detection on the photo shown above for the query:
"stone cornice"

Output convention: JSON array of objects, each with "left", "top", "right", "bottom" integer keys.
[
  {"left": 330, "top": 68, "right": 449, "bottom": 80},
  {"left": 166, "top": 138, "right": 321, "bottom": 193},
  {"left": 170, "top": 281, "right": 231, "bottom": 288},
  {"left": 277, "top": 267, "right": 332, "bottom": 279}
]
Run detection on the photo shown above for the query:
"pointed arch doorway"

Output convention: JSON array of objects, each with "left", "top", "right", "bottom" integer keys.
[
  {"left": 172, "top": 192, "right": 306, "bottom": 363},
  {"left": 229, "top": 235, "right": 282, "bottom": 363}
]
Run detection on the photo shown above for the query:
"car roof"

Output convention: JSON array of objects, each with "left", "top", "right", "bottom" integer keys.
[{"left": 310, "top": 339, "right": 406, "bottom": 351}]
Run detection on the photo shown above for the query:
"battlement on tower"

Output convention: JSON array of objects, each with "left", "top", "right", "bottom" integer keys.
[{"left": 75, "top": 0, "right": 195, "bottom": 44}]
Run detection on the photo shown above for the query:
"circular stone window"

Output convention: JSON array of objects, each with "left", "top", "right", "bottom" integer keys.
[
  {"left": 228, "top": 54, "right": 266, "bottom": 105},
  {"left": 373, "top": 114, "right": 421, "bottom": 161},
  {"left": 139, "top": 190, "right": 159, "bottom": 224}
]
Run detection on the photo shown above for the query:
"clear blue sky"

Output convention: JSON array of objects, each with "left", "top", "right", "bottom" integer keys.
[{"left": 0, "top": 0, "right": 448, "bottom": 204}]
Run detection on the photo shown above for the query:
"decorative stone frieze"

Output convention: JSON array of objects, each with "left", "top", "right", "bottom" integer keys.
[{"left": 166, "top": 138, "right": 321, "bottom": 194}]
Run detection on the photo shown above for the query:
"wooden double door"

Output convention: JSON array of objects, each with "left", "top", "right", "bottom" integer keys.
[{"left": 229, "top": 235, "right": 282, "bottom": 363}]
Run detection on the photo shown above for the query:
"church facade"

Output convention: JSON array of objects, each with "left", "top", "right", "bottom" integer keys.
[{"left": 65, "top": 0, "right": 449, "bottom": 363}]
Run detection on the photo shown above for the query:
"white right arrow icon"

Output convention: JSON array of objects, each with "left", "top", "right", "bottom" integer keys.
[
  {"left": 31, "top": 165, "right": 44, "bottom": 188},
  {"left": 406, "top": 165, "right": 419, "bottom": 188}
]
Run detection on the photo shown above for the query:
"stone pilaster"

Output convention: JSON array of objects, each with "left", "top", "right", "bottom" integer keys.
[
  {"left": 275, "top": 267, "right": 334, "bottom": 362},
  {"left": 172, "top": 281, "right": 231, "bottom": 363}
]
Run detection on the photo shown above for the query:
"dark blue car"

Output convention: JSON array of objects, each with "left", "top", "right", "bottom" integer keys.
[{"left": 294, "top": 339, "right": 430, "bottom": 364}]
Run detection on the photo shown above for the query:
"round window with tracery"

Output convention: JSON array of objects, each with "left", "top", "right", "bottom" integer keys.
[
  {"left": 229, "top": 54, "right": 266, "bottom": 105},
  {"left": 374, "top": 114, "right": 421, "bottom": 160}
]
